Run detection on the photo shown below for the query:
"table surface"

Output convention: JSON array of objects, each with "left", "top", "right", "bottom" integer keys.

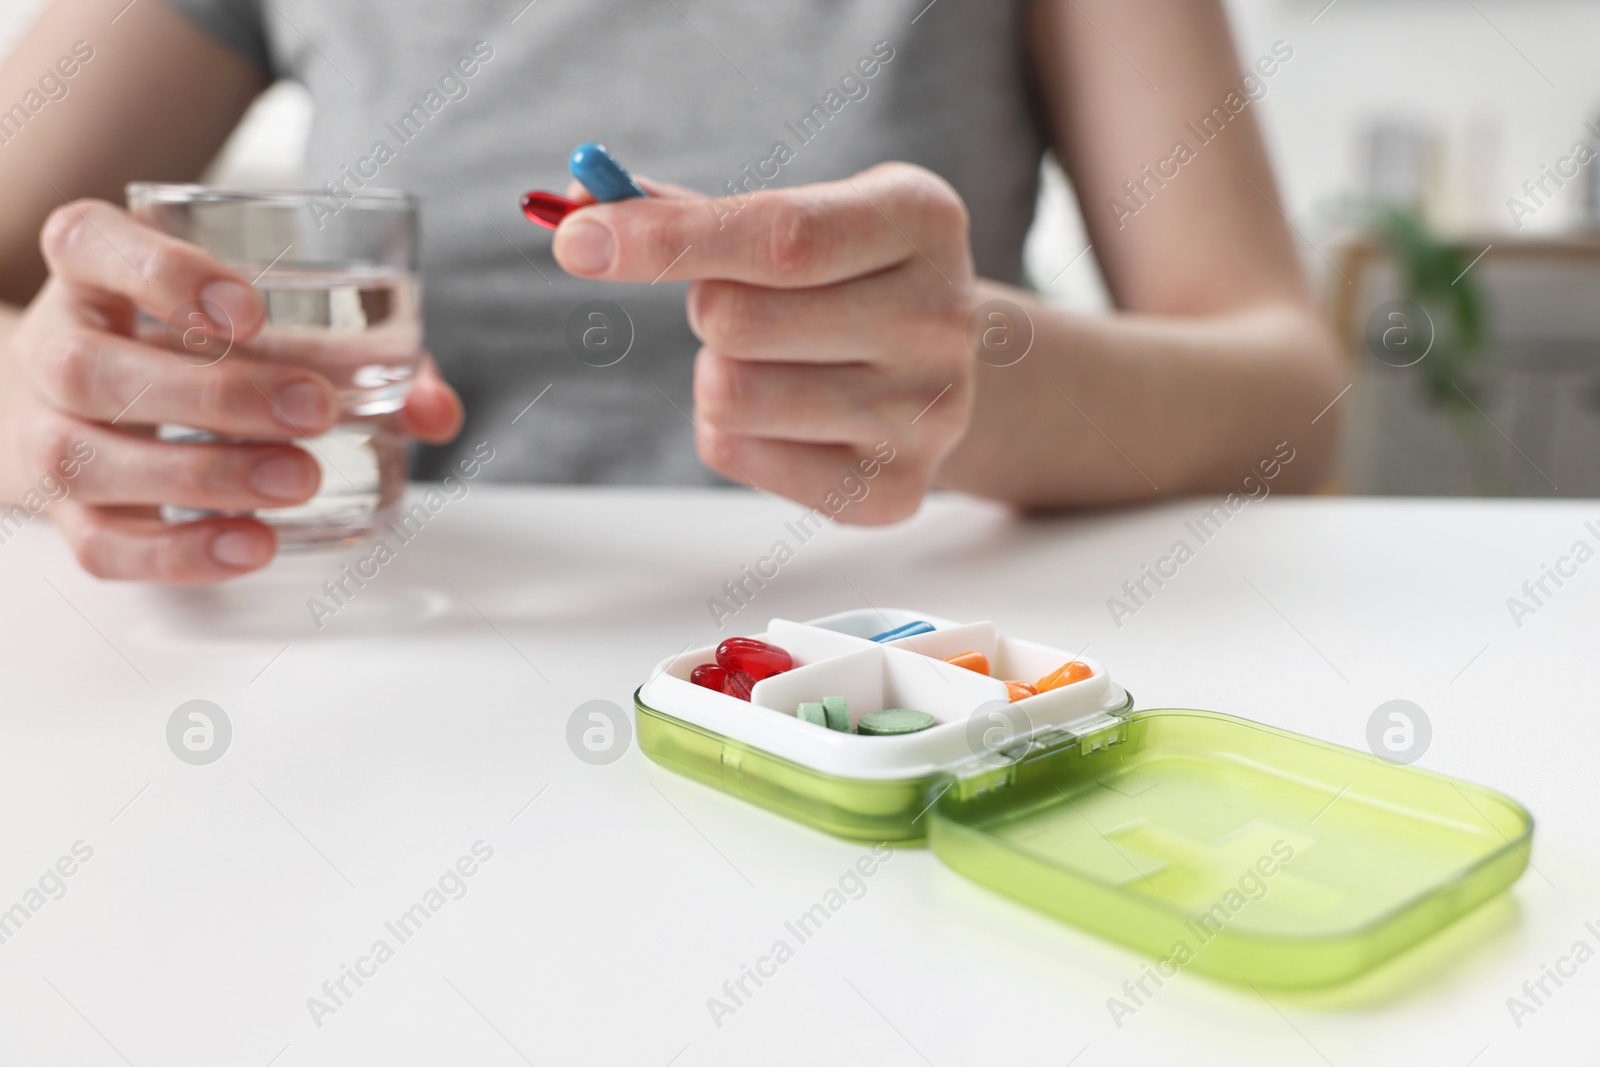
[{"left": 1, "top": 486, "right": 1596, "bottom": 1067}]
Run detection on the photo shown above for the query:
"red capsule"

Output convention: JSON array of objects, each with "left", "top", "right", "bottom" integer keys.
[
  {"left": 722, "top": 670, "right": 755, "bottom": 701},
  {"left": 690, "top": 663, "right": 729, "bottom": 692},
  {"left": 714, "top": 637, "right": 793, "bottom": 681},
  {"left": 520, "top": 190, "right": 583, "bottom": 229}
]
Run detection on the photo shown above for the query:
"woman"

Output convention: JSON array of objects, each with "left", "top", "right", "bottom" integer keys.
[{"left": 0, "top": 0, "right": 1342, "bottom": 582}]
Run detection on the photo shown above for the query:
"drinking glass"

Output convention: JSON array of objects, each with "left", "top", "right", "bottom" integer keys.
[{"left": 126, "top": 183, "right": 423, "bottom": 551}]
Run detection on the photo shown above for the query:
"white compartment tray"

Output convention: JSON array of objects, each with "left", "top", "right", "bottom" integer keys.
[{"left": 637, "top": 610, "right": 1131, "bottom": 780}]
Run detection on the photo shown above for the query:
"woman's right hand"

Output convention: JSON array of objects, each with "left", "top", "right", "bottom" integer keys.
[
  {"left": 1, "top": 200, "right": 464, "bottom": 584},
  {"left": 0, "top": 199, "right": 338, "bottom": 583}
]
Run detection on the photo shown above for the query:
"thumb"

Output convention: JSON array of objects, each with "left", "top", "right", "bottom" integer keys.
[{"left": 400, "top": 355, "right": 464, "bottom": 444}]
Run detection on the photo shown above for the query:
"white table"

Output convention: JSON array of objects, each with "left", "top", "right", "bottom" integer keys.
[{"left": 0, "top": 487, "right": 1594, "bottom": 1066}]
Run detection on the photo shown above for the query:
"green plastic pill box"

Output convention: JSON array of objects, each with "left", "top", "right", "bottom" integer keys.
[{"left": 634, "top": 609, "right": 1533, "bottom": 987}]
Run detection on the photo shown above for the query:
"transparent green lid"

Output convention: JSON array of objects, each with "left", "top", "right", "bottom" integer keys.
[{"left": 928, "top": 709, "right": 1533, "bottom": 987}]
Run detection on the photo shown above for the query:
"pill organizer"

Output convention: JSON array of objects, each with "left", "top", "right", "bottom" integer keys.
[{"left": 634, "top": 609, "right": 1534, "bottom": 987}]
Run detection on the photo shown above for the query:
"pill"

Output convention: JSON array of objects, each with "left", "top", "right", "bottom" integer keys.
[
  {"left": 693, "top": 661, "right": 756, "bottom": 700},
  {"left": 569, "top": 142, "right": 647, "bottom": 202},
  {"left": 1037, "top": 661, "right": 1093, "bottom": 692},
  {"left": 856, "top": 709, "right": 937, "bottom": 736},
  {"left": 1005, "top": 680, "right": 1038, "bottom": 702},
  {"left": 796, "top": 702, "right": 827, "bottom": 727},
  {"left": 520, "top": 190, "right": 583, "bottom": 229},
  {"left": 715, "top": 637, "right": 793, "bottom": 681},
  {"left": 944, "top": 651, "right": 989, "bottom": 675},
  {"left": 821, "top": 695, "right": 851, "bottom": 732},
  {"left": 870, "top": 621, "right": 936, "bottom": 642},
  {"left": 690, "top": 663, "right": 729, "bottom": 691},
  {"left": 722, "top": 670, "right": 756, "bottom": 702}
]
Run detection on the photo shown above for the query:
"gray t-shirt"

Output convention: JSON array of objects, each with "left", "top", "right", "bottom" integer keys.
[{"left": 163, "top": 0, "right": 1047, "bottom": 484}]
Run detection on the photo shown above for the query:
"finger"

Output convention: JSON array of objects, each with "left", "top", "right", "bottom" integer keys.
[
  {"left": 553, "top": 162, "right": 968, "bottom": 287},
  {"left": 635, "top": 176, "right": 702, "bottom": 199},
  {"left": 692, "top": 426, "right": 919, "bottom": 525},
  {"left": 398, "top": 355, "right": 464, "bottom": 444},
  {"left": 688, "top": 268, "right": 964, "bottom": 364},
  {"left": 563, "top": 176, "right": 696, "bottom": 203},
  {"left": 695, "top": 348, "right": 902, "bottom": 443},
  {"left": 21, "top": 410, "right": 321, "bottom": 509},
  {"left": 23, "top": 326, "right": 339, "bottom": 437},
  {"left": 40, "top": 199, "right": 265, "bottom": 339},
  {"left": 52, "top": 503, "right": 276, "bottom": 583}
]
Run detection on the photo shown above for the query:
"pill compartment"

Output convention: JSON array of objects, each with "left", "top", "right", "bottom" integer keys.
[
  {"left": 634, "top": 612, "right": 1131, "bottom": 842},
  {"left": 803, "top": 608, "right": 961, "bottom": 641},
  {"left": 634, "top": 608, "right": 1535, "bottom": 988},
  {"left": 751, "top": 646, "right": 1004, "bottom": 732},
  {"left": 881, "top": 619, "right": 1083, "bottom": 680},
  {"left": 879, "top": 621, "right": 1104, "bottom": 716}
]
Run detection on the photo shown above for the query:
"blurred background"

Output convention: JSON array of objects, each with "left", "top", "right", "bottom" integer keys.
[{"left": 5, "top": 0, "right": 1599, "bottom": 497}]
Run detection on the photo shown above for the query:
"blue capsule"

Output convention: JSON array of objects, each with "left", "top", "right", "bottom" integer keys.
[
  {"left": 870, "top": 620, "right": 936, "bottom": 642},
  {"left": 569, "top": 142, "right": 647, "bottom": 203}
]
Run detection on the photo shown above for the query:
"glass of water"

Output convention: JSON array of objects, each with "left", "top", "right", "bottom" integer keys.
[{"left": 126, "top": 183, "right": 423, "bottom": 552}]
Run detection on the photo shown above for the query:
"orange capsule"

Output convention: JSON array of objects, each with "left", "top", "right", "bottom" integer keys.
[
  {"left": 944, "top": 650, "right": 990, "bottom": 675},
  {"left": 1004, "top": 680, "right": 1038, "bottom": 702},
  {"left": 1037, "top": 661, "right": 1093, "bottom": 692}
]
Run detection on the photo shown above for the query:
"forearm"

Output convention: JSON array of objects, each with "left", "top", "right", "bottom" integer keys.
[{"left": 936, "top": 280, "right": 1345, "bottom": 508}]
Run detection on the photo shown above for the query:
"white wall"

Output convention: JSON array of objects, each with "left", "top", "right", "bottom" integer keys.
[
  {"left": 1037, "top": 0, "right": 1600, "bottom": 309},
  {"left": 1233, "top": 0, "right": 1600, "bottom": 234}
]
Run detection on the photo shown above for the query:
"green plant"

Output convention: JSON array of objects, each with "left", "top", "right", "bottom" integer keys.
[
  {"left": 1363, "top": 204, "right": 1488, "bottom": 413},
  {"left": 1357, "top": 203, "right": 1507, "bottom": 493}
]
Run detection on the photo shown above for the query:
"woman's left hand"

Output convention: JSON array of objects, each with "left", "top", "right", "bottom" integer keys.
[{"left": 552, "top": 162, "right": 978, "bottom": 523}]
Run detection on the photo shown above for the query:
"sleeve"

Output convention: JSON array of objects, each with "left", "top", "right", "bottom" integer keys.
[{"left": 161, "top": 0, "right": 275, "bottom": 76}]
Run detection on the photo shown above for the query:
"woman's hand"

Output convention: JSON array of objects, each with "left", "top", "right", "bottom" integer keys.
[
  {"left": 552, "top": 163, "right": 978, "bottom": 523},
  {"left": 0, "top": 200, "right": 462, "bottom": 583}
]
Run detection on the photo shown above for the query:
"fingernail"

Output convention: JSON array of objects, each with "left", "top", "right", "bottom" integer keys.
[
  {"left": 274, "top": 381, "right": 333, "bottom": 430},
  {"left": 250, "top": 454, "right": 316, "bottom": 501},
  {"left": 200, "top": 280, "right": 259, "bottom": 333},
  {"left": 212, "top": 529, "right": 271, "bottom": 569},
  {"left": 554, "top": 217, "right": 615, "bottom": 274}
]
